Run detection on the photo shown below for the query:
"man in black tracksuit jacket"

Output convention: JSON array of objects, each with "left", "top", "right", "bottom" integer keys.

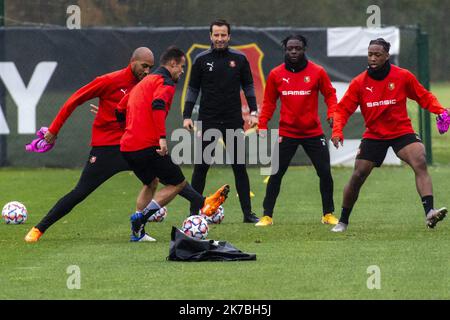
[{"left": 183, "top": 19, "right": 259, "bottom": 223}]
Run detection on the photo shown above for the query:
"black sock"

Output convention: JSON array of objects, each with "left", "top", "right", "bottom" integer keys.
[
  {"left": 189, "top": 197, "right": 206, "bottom": 216},
  {"left": 179, "top": 183, "right": 205, "bottom": 214},
  {"left": 262, "top": 209, "right": 273, "bottom": 218},
  {"left": 339, "top": 207, "right": 352, "bottom": 224},
  {"left": 421, "top": 195, "right": 434, "bottom": 216}
]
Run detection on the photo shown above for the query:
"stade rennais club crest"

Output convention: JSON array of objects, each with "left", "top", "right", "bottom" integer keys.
[{"left": 181, "top": 43, "right": 266, "bottom": 133}]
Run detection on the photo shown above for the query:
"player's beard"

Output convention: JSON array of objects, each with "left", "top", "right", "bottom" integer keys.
[
  {"left": 172, "top": 73, "right": 181, "bottom": 83},
  {"left": 131, "top": 66, "right": 146, "bottom": 81},
  {"left": 213, "top": 42, "right": 228, "bottom": 51},
  {"left": 284, "top": 53, "right": 308, "bottom": 72}
]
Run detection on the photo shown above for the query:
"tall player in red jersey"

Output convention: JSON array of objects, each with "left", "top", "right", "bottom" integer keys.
[
  {"left": 256, "top": 34, "right": 339, "bottom": 227},
  {"left": 331, "top": 38, "right": 448, "bottom": 232},
  {"left": 118, "top": 46, "right": 229, "bottom": 242}
]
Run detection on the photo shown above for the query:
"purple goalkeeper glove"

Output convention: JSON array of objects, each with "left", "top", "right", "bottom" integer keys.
[
  {"left": 436, "top": 110, "right": 450, "bottom": 134},
  {"left": 25, "top": 127, "right": 55, "bottom": 153}
]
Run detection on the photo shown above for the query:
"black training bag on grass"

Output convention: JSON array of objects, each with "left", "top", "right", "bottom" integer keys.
[{"left": 168, "top": 227, "right": 256, "bottom": 262}]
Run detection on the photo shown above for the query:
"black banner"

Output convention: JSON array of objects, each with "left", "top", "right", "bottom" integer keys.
[{"left": 0, "top": 27, "right": 400, "bottom": 167}]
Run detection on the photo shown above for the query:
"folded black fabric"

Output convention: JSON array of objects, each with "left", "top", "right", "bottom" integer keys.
[{"left": 168, "top": 227, "right": 257, "bottom": 262}]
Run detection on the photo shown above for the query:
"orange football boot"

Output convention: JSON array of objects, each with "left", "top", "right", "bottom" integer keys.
[
  {"left": 24, "top": 227, "right": 43, "bottom": 243},
  {"left": 201, "top": 184, "right": 230, "bottom": 216}
]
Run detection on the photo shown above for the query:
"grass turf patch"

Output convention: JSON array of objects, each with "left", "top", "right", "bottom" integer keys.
[{"left": 1, "top": 166, "right": 449, "bottom": 299}]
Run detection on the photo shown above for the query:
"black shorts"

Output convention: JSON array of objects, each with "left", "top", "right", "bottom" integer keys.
[
  {"left": 356, "top": 133, "right": 422, "bottom": 167},
  {"left": 121, "top": 147, "right": 185, "bottom": 186}
]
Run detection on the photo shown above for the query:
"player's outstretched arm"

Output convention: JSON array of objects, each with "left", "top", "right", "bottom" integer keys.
[{"left": 48, "top": 76, "right": 107, "bottom": 138}]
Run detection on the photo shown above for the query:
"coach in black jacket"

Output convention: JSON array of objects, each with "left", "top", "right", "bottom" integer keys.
[{"left": 183, "top": 19, "right": 259, "bottom": 223}]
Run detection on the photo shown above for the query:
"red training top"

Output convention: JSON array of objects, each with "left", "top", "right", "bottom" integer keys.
[
  {"left": 333, "top": 64, "right": 445, "bottom": 140},
  {"left": 119, "top": 67, "right": 175, "bottom": 152},
  {"left": 258, "top": 61, "right": 337, "bottom": 138},
  {"left": 48, "top": 65, "right": 138, "bottom": 146}
]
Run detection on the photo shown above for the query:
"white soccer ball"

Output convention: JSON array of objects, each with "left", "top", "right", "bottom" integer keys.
[
  {"left": 2, "top": 201, "right": 28, "bottom": 224},
  {"left": 148, "top": 207, "right": 167, "bottom": 222},
  {"left": 202, "top": 205, "right": 225, "bottom": 224},
  {"left": 181, "top": 215, "right": 209, "bottom": 240}
]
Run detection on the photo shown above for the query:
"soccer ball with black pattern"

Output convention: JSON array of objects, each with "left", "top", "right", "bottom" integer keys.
[
  {"left": 2, "top": 201, "right": 28, "bottom": 224},
  {"left": 147, "top": 207, "right": 167, "bottom": 222},
  {"left": 181, "top": 215, "right": 209, "bottom": 240},
  {"left": 202, "top": 205, "right": 225, "bottom": 224}
]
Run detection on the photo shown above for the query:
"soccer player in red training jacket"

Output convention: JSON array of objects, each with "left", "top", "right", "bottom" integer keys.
[
  {"left": 24, "top": 47, "right": 205, "bottom": 243},
  {"left": 118, "top": 46, "right": 229, "bottom": 242},
  {"left": 331, "top": 38, "right": 448, "bottom": 232},
  {"left": 256, "top": 34, "right": 339, "bottom": 227}
]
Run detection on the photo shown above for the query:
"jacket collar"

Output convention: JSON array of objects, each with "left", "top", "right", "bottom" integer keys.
[
  {"left": 153, "top": 66, "right": 172, "bottom": 78},
  {"left": 367, "top": 60, "right": 391, "bottom": 80},
  {"left": 211, "top": 45, "right": 230, "bottom": 57},
  {"left": 284, "top": 56, "right": 308, "bottom": 73}
]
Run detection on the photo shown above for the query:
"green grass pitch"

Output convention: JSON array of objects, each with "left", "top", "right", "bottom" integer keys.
[
  {"left": 0, "top": 166, "right": 449, "bottom": 299},
  {"left": 0, "top": 83, "right": 449, "bottom": 300}
]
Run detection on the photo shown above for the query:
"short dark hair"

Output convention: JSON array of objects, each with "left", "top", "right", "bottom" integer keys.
[
  {"left": 369, "top": 38, "right": 391, "bottom": 53},
  {"left": 160, "top": 46, "right": 185, "bottom": 65},
  {"left": 282, "top": 34, "right": 308, "bottom": 49},
  {"left": 210, "top": 19, "right": 231, "bottom": 34}
]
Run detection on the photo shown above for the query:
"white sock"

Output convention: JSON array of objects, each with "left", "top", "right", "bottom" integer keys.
[{"left": 142, "top": 200, "right": 161, "bottom": 218}]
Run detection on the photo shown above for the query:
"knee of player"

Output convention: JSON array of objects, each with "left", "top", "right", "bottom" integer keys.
[
  {"left": 149, "top": 178, "right": 159, "bottom": 188},
  {"left": 269, "top": 167, "right": 288, "bottom": 180},
  {"left": 176, "top": 180, "right": 187, "bottom": 191},
  {"left": 411, "top": 155, "right": 428, "bottom": 172},
  {"left": 231, "top": 163, "right": 247, "bottom": 173},
  {"left": 194, "top": 163, "right": 211, "bottom": 173},
  {"left": 69, "top": 186, "right": 91, "bottom": 200},
  {"left": 316, "top": 167, "right": 332, "bottom": 178},
  {"left": 351, "top": 169, "right": 370, "bottom": 184}
]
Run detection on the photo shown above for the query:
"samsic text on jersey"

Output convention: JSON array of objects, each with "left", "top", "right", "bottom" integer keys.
[{"left": 333, "top": 64, "right": 445, "bottom": 140}]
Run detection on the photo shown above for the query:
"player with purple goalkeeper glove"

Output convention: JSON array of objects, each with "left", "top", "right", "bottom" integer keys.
[
  {"left": 25, "top": 127, "right": 55, "bottom": 153},
  {"left": 436, "top": 109, "right": 450, "bottom": 134}
]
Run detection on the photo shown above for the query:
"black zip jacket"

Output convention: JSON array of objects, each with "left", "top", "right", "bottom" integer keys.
[{"left": 183, "top": 47, "right": 257, "bottom": 126}]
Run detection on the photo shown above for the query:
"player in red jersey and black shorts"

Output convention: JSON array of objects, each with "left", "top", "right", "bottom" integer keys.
[
  {"left": 331, "top": 38, "right": 449, "bottom": 232},
  {"left": 25, "top": 47, "right": 205, "bottom": 243},
  {"left": 118, "top": 46, "right": 229, "bottom": 242},
  {"left": 256, "top": 34, "right": 339, "bottom": 227}
]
